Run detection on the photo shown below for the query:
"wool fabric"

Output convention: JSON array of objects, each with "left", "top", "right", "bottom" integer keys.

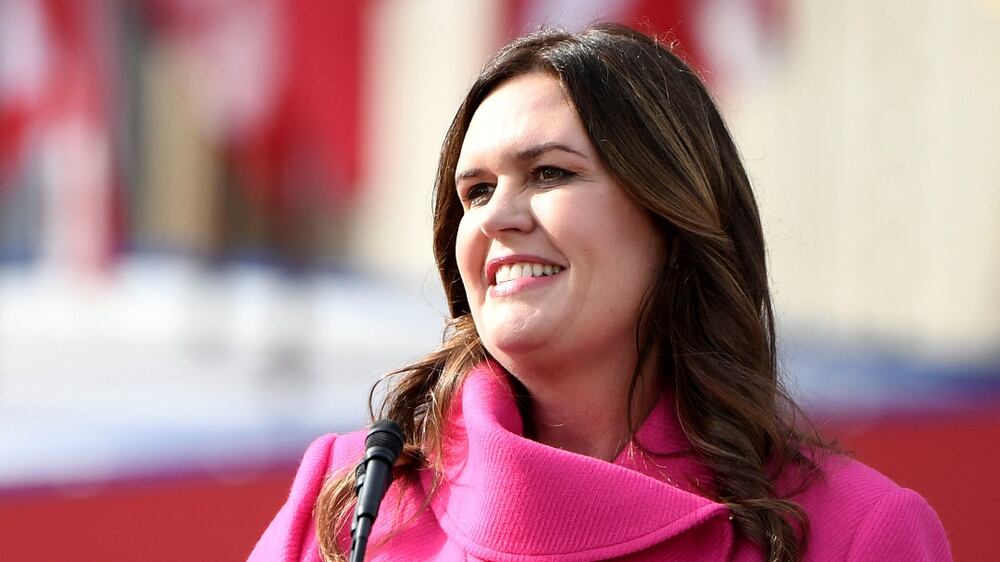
[{"left": 249, "top": 362, "right": 951, "bottom": 561}]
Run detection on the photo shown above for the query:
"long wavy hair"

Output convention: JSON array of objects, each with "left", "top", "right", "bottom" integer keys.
[{"left": 315, "top": 23, "right": 826, "bottom": 562}]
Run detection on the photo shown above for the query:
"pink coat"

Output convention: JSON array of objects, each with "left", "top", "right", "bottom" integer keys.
[{"left": 249, "top": 363, "right": 951, "bottom": 561}]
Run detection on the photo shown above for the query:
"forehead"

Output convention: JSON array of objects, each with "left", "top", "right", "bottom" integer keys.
[{"left": 459, "top": 73, "right": 588, "bottom": 163}]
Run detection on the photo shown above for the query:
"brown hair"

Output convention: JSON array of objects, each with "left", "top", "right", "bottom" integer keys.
[{"left": 316, "top": 23, "right": 826, "bottom": 562}]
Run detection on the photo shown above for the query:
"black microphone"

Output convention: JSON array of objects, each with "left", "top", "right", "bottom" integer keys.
[{"left": 349, "top": 420, "right": 404, "bottom": 562}]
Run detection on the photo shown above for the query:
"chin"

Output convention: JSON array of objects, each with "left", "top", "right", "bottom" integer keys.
[
  {"left": 487, "top": 334, "right": 544, "bottom": 357},
  {"left": 485, "top": 332, "right": 558, "bottom": 376}
]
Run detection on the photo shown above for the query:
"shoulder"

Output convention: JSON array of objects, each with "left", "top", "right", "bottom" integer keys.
[
  {"left": 281, "top": 430, "right": 369, "bottom": 500},
  {"left": 247, "top": 431, "right": 368, "bottom": 562},
  {"left": 794, "top": 453, "right": 952, "bottom": 561}
]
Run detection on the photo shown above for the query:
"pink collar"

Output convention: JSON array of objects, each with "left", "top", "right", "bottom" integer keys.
[{"left": 422, "top": 361, "right": 731, "bottom": 560}]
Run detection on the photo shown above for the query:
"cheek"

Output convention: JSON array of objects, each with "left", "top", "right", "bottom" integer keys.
[
  {"left": 618, "top": 222, "right": 665, "bottom": 301},
  {"left": 455, "top": 216, "right": 484, "bottom": 296},
  {"left": 592, "top": 203, "right": 664, "bottom": 304}
]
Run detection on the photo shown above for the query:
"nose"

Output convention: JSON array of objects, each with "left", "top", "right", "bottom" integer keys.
[{"left": 479, "top": 181, "right": 534, "bottom": 238}]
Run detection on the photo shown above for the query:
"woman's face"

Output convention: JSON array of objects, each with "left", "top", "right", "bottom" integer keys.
[{"left": 455, "top": 73, "right": 664, "bottom": 371}]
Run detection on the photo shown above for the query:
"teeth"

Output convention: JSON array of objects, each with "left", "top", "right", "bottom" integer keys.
[{"left": 494, "top": 262, "right": 563, "bottom": 284}]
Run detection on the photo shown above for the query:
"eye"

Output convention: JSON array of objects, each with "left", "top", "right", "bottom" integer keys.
[
  {"left": 533, "top": 166, "right": 575, "bottom": 184},
  {"left": 462, "top": 183, "right": 494, "bottom": 208}
]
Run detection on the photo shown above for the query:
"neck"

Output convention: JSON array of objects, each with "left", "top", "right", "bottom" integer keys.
[{"left": 507, "top": 349, "right": 661, "bottom": 461}]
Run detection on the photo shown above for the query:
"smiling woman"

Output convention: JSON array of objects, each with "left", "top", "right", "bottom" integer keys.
[
  {"left": 455, "top": 74, "right": 666, "bottom": 458},
  {"left": 249, "top": 24, "right": 951, "bottom": 562}
]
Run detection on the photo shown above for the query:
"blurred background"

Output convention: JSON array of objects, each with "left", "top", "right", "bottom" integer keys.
[{"left": 1, "top": 0, "right": 997, "bottom": 560}]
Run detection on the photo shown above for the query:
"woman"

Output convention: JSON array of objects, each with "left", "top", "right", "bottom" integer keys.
[{"left": 250, "top": 24, "right": 950, "bottom": 561}]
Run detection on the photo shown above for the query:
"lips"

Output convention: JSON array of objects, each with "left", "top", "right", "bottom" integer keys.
[{"left": 486, "top": 254, "right": 566, "bottom": 286}]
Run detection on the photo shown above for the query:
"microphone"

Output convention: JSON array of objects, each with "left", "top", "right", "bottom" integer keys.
[{"left": 349, "top": 420, "right": 404, "bottom": 562}]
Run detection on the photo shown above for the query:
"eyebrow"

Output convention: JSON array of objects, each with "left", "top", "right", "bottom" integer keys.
[{"left": 455, "top": 142, "right": 588, "bottom": 181}]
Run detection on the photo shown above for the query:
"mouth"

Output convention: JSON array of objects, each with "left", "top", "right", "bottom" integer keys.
[
  {"left": 486, "top": 255, "right": 566, "bottom": 287},
  {"left": 493, "top": 262, "right": 564, "bottom": 286}
]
